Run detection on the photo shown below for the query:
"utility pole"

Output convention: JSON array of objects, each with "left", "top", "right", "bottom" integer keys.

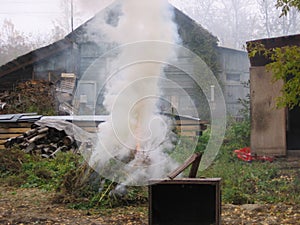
[{"left": 71, "top": 0, "right": 74, "bottom": 32}]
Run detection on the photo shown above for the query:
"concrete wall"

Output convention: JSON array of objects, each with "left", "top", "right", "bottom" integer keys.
[{"left": 250, "top": 66, "right": 286, "bottom": 156}]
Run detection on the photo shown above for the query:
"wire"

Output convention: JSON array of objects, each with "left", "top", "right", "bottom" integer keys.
[
  {"left": 1, "top": 2, "right": 51, "bottom": 3},
  {"left": 0, "top": 12, "right": 61, "bottom": 15},
  {"left": 4, "top": 1, "right": 60, "bottom": 4},
  {"left": 0, "top": 11, "right": 61, "bottom": 15},
  {"left": 1, "top": 0, "right": 57, "bottom": 2}
]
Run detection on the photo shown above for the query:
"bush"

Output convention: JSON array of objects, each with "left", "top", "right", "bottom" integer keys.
[
  {"left": 225, "top": 117, "right": 250, "bottom": 149},
  {"left": 1, "top": 147, "right": 148, "bottom": 209},
  {"left": 0, "top": 147, "right": 82, "bottom": 190},
  {"left": 0, "top": 147, "right": 30, "bottom": 177},
  {"left": 2, "top": 123, "right": 300, "bottom": 208},
  {"left": 55, "top": 162, "right": 148, "bottom": 209}
]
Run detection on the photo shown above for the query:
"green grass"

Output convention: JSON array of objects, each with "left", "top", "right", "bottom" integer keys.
[
  {"left": 0, "top": 147, "right": 82, "bottom": 190},
  {"left": 198, "top": 119, "right": 300, "bottom": 205},
  {"left": 1, "top": 118, "right": 299, "bottom": 208}
]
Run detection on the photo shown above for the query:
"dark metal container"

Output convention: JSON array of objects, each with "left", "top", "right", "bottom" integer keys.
[{"left": 149, "top": 178, "right": 221, "bottom": 225}]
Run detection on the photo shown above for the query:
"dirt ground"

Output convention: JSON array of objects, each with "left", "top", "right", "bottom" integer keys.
[
  {"left": 0, "top": 184, "right": 146, "bottom": 225},
  {"left": 0, "top": 184, "right": 299, "bottom": 225}
]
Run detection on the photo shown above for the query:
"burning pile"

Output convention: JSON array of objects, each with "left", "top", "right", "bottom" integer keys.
[
  {"left": 5, "top": 124, "right": 79, "bottom": 158},
  {"left": 85, "top": 0, "right": 181, "bottom": 186}
]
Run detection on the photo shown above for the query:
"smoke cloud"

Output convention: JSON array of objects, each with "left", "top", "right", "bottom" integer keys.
[
  {"left": 76, "top": 0, "right": 115, "bottom": 17},
  {"left": 85, "top": 0, "right": 181, "bottom": 186}
]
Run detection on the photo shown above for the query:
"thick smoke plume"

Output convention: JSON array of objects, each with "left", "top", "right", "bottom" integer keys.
[{"left": 87, "top": 0, "right": 180, "bottom": 186}]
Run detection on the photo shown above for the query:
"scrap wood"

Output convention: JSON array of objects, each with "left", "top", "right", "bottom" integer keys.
[
  {"left": 0, "top": 80, "right": 56, "bottom": 115},
  {"left": 5, "top": 119, "right": 96, "bottom": 158},
  {"left": 167, "top": 152, "right": 202, "bottom": 179},
  {"left": 5, "top": 125, "right": 78, "bottom": 158}
]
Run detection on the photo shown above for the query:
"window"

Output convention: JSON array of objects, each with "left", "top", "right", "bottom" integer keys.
[{"left": 226, "top": 73, "right": 240, "bottom": 82}]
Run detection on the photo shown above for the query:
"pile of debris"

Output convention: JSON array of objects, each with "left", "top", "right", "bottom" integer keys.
[
  {"left": 0, "top": 92, "right": 9, "bottom": 111},
  {"left": 5, "top": 124, "right": 79, "bottom": 158},
  {"left": 0, "top": 80, "right": 56, "bottom": 115}
]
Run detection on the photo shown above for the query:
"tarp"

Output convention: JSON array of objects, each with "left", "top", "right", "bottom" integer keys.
[{"left": 234, "top": 147, "right": 274, "bottom": 162}]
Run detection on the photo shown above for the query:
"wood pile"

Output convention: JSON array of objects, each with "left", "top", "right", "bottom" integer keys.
[
  {"left": 0, "top": 120, "right": 33, "bottom": 150},
  {"left": 0, "top": 80, "right": 56, "bottom": 115},
  {"left": 5, "top": 124, "right": 79, "bottom": 158}
]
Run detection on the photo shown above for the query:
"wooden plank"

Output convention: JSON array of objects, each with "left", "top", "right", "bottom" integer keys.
[
  {"left": 72, "top": 121, "right": 102, "bottom": 127},
  {"left": 176, "top": 119, "right": 198, "bottom": 125},
  {"left": 79, "top": 125, "right": 201, "bottom": 136},
  {"left": 0, "top": 128, "right": 30, "bottom": 134},
  {"left": 0, "top": 140, "right": 6, "bottom": 145},
  {"left": 0, "top": 145, "right": 5, "bottom": 150},
  {"left": 0, "top": 122, "right": 33, "bottom": 128},
  {"left": 177, "top": 131, "right": 199, "bottom": 137},
  {"left": 176, "top": 120, "right": 209, "bottom": 125},
  {"left": 0, "top": 133, "right": 21, "bottom": 139},
  {"left": 167, "top": 153, "right": 202, "bottom": 179},
  {"left": 81, "top": 127, "right": 99, "bottom": 133},
  {"left": 176, "top": 125, "right": 200, "bottom": 131},
  {"left": 77, "top": 125, "right": 201, "bottom": 134}
]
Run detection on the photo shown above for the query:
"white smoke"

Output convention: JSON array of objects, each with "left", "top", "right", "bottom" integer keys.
[
  {"left": 76, "top": 0, "right": 115, "bottom": 17},
  {"left": 88, "top": 0, "right": 180, "bottom": 186}
]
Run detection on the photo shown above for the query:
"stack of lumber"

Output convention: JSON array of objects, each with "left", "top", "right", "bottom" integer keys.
[
  {"left": 0, "top": 122, "right": 32, "bottom": 150},
  {"left": 0, "top": 114, "right": 42, "bottom": 150},
  {"left": 4, "top": 124, "right": 79, "bottom": 158}
]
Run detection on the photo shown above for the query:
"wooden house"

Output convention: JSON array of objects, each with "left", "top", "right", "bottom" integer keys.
[
  {"left": 217, "top": 47, "right": 250, "bottom": 118},
  {"left": 0, "top": 2, "right": 249, "bottom": 118}
]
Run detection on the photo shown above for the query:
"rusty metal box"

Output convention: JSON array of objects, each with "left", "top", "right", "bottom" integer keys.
[{"left": 149, "top": 178, "right": 221, "bottom": 225}]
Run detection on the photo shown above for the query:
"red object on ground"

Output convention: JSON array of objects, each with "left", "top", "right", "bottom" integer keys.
[
  {"left": 234, "top": 147, "right": 274, "bottom": 162},
  {"left": 234, "top": 147, "right": 252, "bottom": 162}
]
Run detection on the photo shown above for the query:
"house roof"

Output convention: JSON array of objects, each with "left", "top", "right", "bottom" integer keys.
[
  {"left": 246, "top": 34, "right": 300, "bottom": 67},
  {"left": 0, "top": 0, "right": 119, "bottom": 80},
  {"left": 0, "top": 38, "right": 73, "bottom": 79},
  {"left": 0, "top": 2, "right": 216, "bottom": 82}
]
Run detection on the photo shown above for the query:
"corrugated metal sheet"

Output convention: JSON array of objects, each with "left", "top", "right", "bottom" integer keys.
[{"left": 0, "top": 113, "right": 42, "bottom": 123}]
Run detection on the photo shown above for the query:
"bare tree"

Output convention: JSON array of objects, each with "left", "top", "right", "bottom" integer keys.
[
  {"left": 280, "top": 6, "right": 300, "bottom": 34},
  {"left": 171, "top": 0, "right": 217, "bottom": 26},
  {"left": 171, "top": 0, "right": 260, "bottom": 49},
  {"left": 0, "top": 19, "right": 32, "bottom": 65},
  {"left": 216, "top": 0, "right": 259, "bottom": 48},
  {"left": 257, "top": 0, "right": 300, "bottom": 37},
  {"left": 0, "top": 18, "right": 68, "bottom": 66},
  {"left": 257, "top": 0, "right": 273, "bottom": 37}
]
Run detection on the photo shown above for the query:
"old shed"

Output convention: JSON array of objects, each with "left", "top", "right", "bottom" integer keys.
[
  {"left": 247, "top": 34, "right": 300, "bottom": 157},
  {"left": 0, "top": 1, "right": 249, "bottom": 118}
]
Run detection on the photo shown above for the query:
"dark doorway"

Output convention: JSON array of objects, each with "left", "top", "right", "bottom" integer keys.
[{"left": 287, "top": 106, "right": 300, "bottom": 150}]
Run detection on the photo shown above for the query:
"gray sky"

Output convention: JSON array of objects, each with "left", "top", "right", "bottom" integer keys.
[
  {"left": 0, "top": 0, "right": 117, "bottom": 35},
  {"left": 3, "top": 0, "right": 293, "bottom": 50},
  {"left": 0, "top": 0, "right": 62, "bottom": 34},
  {"left": 0, "top": 0, "right": 182, "bottom": 35}
]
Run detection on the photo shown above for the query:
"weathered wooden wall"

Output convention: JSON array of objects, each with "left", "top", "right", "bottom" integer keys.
[
  {"left": 217, "top": 47, "right": 250, "bottom": 118},
  {"left": 250, "top": 67, "right": 286, "bottom": 156}
]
